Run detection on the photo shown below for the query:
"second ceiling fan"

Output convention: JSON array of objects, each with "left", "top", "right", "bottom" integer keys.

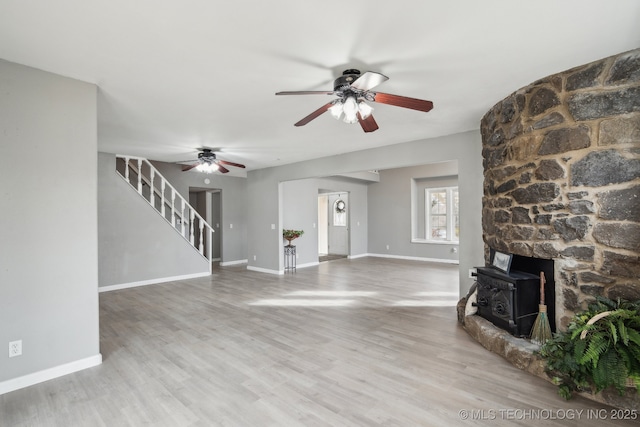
[
  {"left": 276, "top": 69, "right": 433, "bottom": 133},
  {"left": 181, "top": 149, "right": 245, "bottom": 174}
]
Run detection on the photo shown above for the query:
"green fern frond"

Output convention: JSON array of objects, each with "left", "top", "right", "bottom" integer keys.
[
  {"left": 627, "top": 327, "right": 640, "bottom": 348},
  {"left": 617, "top": 349, "right": 632, "bottom": 375},
  {"left": 619, "top": 319, "right": 629, "bottom": 345},
  {"left": 580, "top": 334, "right": 609, "bottom": 367},
  {"left": 592, "top": 350, "right": 627, "bottom": 393},
  {"left": 572, "top": 338, "right": 586, "bottom": 359},
  {"left": 609, "top": 320, "right": 618, "bottom": 345},
  {"left": 628, "top": 345, "right": 640, "bottom": 374}
]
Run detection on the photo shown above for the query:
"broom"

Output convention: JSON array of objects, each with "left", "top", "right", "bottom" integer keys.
[{"left": 531, "top": 271, "right": 552, "bottom": 345}]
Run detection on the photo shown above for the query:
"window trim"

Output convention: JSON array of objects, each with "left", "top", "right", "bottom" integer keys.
[{"left": 425, "top": 186, "right": 459, "bottom": 243}]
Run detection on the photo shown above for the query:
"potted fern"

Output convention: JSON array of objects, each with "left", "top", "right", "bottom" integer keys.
[{"left": 539, "top": 297, "right": 640, "bottom": 400}]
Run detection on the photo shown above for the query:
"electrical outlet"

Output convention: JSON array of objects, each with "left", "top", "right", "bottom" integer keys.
[
  {"left": 253, "top": 255, "right": 256, "bottom": 261},
  {"left": 9, "top": 340, "right": 22, "bottom": 358},
  {"left": 386, "top": 245, "right": 390, "bottom": 250}
]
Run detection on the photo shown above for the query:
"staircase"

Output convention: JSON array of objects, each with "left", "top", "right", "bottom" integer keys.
[{"left": 115, "top": 155, "right": 214, "bottom": 273}]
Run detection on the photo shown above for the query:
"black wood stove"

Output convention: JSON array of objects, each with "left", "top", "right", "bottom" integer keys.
[{"left": 474, "top": 266, "right": 541, "bottom": 337}]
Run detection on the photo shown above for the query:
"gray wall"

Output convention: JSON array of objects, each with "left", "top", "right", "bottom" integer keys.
[
  {"left": 282, "top": 179, "right": 319, "bottom": 267},
  {"left": 247, "top": 173, "right": 282, "bottom": 272},
  {"left": 282, "top": 177, "right": 369, "bottom": 267},
  {"left": 247, "top": 130, "right": 484, "bottom": 293},
  {"left": 0, "top": 60, "right": 100, "bottom": 383},
  {"left": 152, "top": 161, "right": 248, "bottom": 264},
  {"left": 368, "top": 162, "right": 459, "bottom": 261},
  {"left": 98, "top": 153, "right": 210, "bottom": 287}
]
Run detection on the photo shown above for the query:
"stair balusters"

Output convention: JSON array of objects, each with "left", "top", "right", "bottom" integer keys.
[{"left": 115, "top": 155, "right": 213, "bottom": 270}]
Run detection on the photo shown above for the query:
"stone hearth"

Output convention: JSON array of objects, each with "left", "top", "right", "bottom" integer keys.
[{"left": 457, "top": 300, "right": 639, "bottom": 410}]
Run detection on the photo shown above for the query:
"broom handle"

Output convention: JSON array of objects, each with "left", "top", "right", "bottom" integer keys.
[{"left": 540, "top": 271, "right": 546, "bottom": 305}]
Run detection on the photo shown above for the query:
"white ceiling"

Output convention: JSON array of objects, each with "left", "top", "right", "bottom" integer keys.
[{"left": 1, "top": 1, "right": 639, "bottom": 175}]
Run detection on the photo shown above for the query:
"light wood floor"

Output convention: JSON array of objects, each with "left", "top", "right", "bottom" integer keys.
[{"left": 1, "top": 258, "right": 634, "bottom": 426}]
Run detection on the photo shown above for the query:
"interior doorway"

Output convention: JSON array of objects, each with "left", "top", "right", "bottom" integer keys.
[
  {"left": 318, "top": 191, "right": 349, "bottom": 259},
  {"left": 189, "top": 188, "right": 222, "bottom": 263}
]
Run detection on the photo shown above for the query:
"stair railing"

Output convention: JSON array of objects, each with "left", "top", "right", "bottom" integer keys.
[{"left": 115, "top": 155, "right": 213, "bottom": 272}]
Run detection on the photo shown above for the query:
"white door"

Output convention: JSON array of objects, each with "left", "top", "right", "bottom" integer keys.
[
  {"left": 318, "top": 195, "right": 328, "bottom": 255},
  {"left": 328, "top": 193, "right": 349, "bottom": 255}
]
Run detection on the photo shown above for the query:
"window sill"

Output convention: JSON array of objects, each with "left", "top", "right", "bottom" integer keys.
[{"left": 411, "top": 239, "right": 459, "bottom": 245}]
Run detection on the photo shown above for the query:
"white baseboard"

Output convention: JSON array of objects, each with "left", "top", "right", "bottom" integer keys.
[
  {"left": 247, "top": 261, "right": 319, "bottom": 275},
  {"left": 245, "top": 255, "right": 457, "bottom": 275},
  {"left": 98, "top": 271, "right": 211, "bottom": 293},
  {"left": 219, "top": 259, "right": 248, "bottom": 267},
  {"left": 246, "top": 265, "right": 282, "bottom": 275},
  {"left": 295, "top": 261, "right": 320, "bottom": 269},
  {"left": 367, "top": 253, "right": 460, "bottom": 264},
  {"left": 0, "top": 353, "right": 102, "bottom": 395}
]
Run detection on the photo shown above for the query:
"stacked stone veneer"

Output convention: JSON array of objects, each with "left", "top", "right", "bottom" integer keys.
[{"left": 480, "top": 48, "right": 640, "bottom": 329}]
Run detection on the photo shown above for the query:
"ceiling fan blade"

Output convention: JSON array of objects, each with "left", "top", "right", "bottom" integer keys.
[
  {"left": 218, "top": 160, "right": 246, "bottom": 169},
  {"left": 350, "top": 71, "right": 389, "bottom": 91},
  {"left": 216, "top": 163, "right": 230, "bottom": 174},
  {"left": 371, "top": 92, "right": 434, "bottom": 112},
  {"left": 357, "top": 113, "right": 379, "bottom": 133},
  {"left": 276, "top": 91, "right": 334, "bottom": 96},
  {"left": 294, "top": 102, "right": 334, "bottom": 127},
  {"left": 182, "top": 163, "right": 199, "bottom": 172}
]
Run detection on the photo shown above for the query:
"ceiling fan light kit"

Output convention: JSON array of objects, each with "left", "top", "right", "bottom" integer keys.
[
  {"left": 276, "top": 69, "right": 433, "bottom": 133},
  {"left": 357, "top": 100, "right": 373, "bottom": 119},
  {"left": 180, "top": 149, "right": 246, "bottom": 174},
  {"left": 196, "top": 162, "right": 219, "bottom": 173},
  {"left": 327, "top": 97, "right": 375, "bottom": 122},
  {"left": 341, "top": 96, "right": 360, "bottom": 124}
]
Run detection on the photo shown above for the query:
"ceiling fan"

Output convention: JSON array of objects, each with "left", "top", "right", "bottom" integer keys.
[
  {"left": 276, "top": 69, "right": 433, "bottom": 133},
  {"left": 180, "top": 149, "right": 246, "bottom": 174}
]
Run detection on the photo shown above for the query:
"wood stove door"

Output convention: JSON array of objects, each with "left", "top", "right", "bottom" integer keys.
[{"left": 476, "top": 277, "right": 517, "bottom": 335}]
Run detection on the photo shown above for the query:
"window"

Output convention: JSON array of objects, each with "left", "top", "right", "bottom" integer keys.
[{"left": 425, "top": 186, "right": 459, "bottom": 242}]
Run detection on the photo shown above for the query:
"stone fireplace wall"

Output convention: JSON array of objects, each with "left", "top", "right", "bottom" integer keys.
[{"left": 480, "top": 48, "right": 640, "bottom": 329}]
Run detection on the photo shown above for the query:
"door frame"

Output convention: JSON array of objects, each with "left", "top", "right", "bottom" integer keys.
[{"left": 318, "top": 191, "right": 350, "bottom": 256}]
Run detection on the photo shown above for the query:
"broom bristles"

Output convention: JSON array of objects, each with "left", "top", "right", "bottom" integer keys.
[{"left": 531, "top": 304, "right": 552, "bottom": 345}]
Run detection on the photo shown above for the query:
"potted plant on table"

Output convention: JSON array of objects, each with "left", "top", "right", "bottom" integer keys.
[{"left": 283, "top": 229, "right": 304, "bottom": 246}]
